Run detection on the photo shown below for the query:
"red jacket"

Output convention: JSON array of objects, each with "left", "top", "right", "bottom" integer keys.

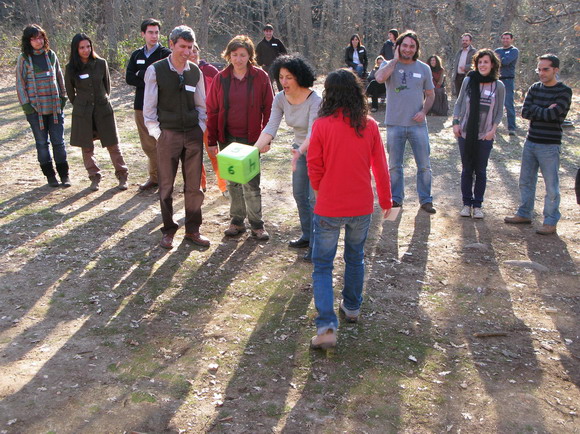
[
  {"left": 308, "top": 112, "right": 392, "bottom": 217},
  {"left": 206, "top": 64, "right": 273, "bottom": 146}
]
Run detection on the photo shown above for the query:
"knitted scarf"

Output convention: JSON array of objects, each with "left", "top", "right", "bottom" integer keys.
[
  {"left": 29, "top": 48, "right": 60, "bottom": 130},
  {"left": 465, "top": 70, "right": 495, "bottom": 166}
]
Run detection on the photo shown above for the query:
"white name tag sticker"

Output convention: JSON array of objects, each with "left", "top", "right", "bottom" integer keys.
[
  {"left": 185, "top": 85, "right": 196, "bottom": 92},
  {"left": 271, "top": 43, "right": 278, "bottom": 46},
  {"left": 413, "top": 73, "right": 422, "bottom": 78},
  {"left": 505, "top": 51, "right": 511, "bottom": 54},
  {"left": 137, "top": 59, "right": 146, "bottom": 64},
  {"left": 484, "top": 90, "right": 493, "bottom": 96},
  {"left": 79, "top": 74, "right": 89, "bottom": 79},
  {"left": 359, "top": 49, "right": 365, "bottom": 53}
]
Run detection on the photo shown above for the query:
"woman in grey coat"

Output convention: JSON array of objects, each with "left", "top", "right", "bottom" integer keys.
[
  {"left": 65, "top": 33, "right": 128, "bottom": 191},
  {"left": 452, "top": 49, "right": 505, "bottom": 219}
]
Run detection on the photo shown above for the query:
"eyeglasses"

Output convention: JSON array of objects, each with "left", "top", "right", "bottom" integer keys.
[
  {"left": 30, "top": 36, "right": 45, "bottom": 42},
  {"left": 535, "top": 67, "right": 553, "bottom": 73}
]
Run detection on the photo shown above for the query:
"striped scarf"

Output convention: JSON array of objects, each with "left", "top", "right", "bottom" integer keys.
[{"left": 29, "top": 48, "right": 60, "bottom": 130}]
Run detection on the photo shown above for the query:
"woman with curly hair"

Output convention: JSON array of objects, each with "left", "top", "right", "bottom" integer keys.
[
  {"left": 453, "top": 48, "right": 504, "bottom": 218},
  {"left": 254, "top": 55, "right": 321, "bottom": 259},
  {"left": 16, "top": 24, "right": 70, "bottom": 187},
  {"left": 307, "top": 68, "right": 392, "bottom": 349},
  {"left": 206, "top": 35, "right": 274, "bottom": 240},
  {"left": 65, "top": 33, "right": 128, "bottom": 191}
]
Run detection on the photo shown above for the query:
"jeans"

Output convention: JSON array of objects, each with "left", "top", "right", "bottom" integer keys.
[
  {"left": 458, "top": 137, "right": 493, "bottom": 207},
  {"left": 501, "top": 78, "right": 516, "bottom": 131},
  {"left": 516, "top": 140, "right": 561, "bottom": 226},
  {"left": 311, "top": 213, "right": 371, "bottom": 333},
  {"left": 386, "top": 124, "right": 433, "bottom": 205},
  {"left": 354, "top": 64, "right": 364, "bottom": 77},
  {"left": 292, "top": 146, "right": 315, "bottom": 241},
  {"left": 26, "top": 112, "right": 67, "bottom": 165}
]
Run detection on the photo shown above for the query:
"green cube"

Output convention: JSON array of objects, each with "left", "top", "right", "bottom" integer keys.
[{"left": 217, "top": 142, "right": 260, "bottom": 184}]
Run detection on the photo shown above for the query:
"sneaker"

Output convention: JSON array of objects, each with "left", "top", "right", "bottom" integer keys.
[
  {"left": 504, "top": 215, "right": 531, "bottom": 224},
  {"left": 473, "top": 207, "right": 484, "bottom": 219},
  {"left": 370, "top": 107, "right": 378, "bottom": 113},
  {"left": 392, "top": 201, "right": 402, "bottom": 208},
  {"left": 310, "top": 329, "right": 337, "bottom": 350},
  {"left": 421, "top": 202, "right": 436, "bottom": 214},
  {"left": 251, "top": 228, "right": 270, "bottom": 241},
  {"left": 339, "top": 300, "right": 359, "bottom": 323},
  {"left": 460, "top": 205, "right": 471, "bottom": 217},
  {"left": 536, "top": 224, "right": 557, "bottom": 235},
  {"left": 224, "top": 224, "right": 246, "bottom": 236}
]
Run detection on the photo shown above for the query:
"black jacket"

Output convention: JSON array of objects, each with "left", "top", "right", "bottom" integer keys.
[
  {"left": 345, "top": 45, "right": 368, "bottom": 72},
  {"left": 126, "top": 44, "right": 171, "bottom": 110}
]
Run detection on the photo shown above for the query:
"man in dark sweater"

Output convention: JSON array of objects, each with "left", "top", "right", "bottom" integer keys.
[
  {"left": 495, "top": 32, "right": 519, "bottom": 135},
  {"left": 143, "top": 25, "right": 209, "bottom": 249},
  {"left": 126, "top": 18, "right": 171, "bottom": 190},
  {"left": 255, "top": 24, "right": 287, "bottom": 91},
  {"left": 505, "top": 54, "right": 572, "bottom": 235}
]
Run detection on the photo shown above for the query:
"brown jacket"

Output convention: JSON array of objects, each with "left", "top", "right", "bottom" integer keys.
[{"left": 65, "top": 57, "right": 119, "bottom": 147}]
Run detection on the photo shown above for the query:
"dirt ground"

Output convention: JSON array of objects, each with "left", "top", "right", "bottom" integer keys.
[{"left": 0, "top": 68, "right": 579, "bottom": 433}]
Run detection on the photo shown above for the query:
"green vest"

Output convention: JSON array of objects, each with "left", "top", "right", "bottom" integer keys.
[{"left": 153, "top": 59, "right": 201, "bottom": 131}]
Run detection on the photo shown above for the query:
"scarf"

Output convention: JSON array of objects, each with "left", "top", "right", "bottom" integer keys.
[
  {"left": 465, "top": 70, "right": 495, "bottom": 166},
  {"left": 28, "top": 48, "right": 60, "bottom": 130}
]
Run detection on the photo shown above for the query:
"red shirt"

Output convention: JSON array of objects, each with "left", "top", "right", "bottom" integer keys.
[
  {"left": 226, "top": 72, "right": 249, "bottom": 138},
  {"left": 308, "top": 112, "right": 392, "bottom": 217}
]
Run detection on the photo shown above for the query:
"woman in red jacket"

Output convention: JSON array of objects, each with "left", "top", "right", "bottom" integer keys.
[
  {"left": 207, "top": 35, "right": 274, "bottom": 240},
  {"left": 307, "top": 69, "right": 392, "bottom": 349}
]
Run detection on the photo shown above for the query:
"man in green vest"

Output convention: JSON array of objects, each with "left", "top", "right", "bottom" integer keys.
[{"left": 143, "top": 25, "right": 210, "bottom": 249}]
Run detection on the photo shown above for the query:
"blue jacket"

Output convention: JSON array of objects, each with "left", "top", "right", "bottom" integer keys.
[{"left": 495, "top": 46, "right": 519, "bottom": 79}]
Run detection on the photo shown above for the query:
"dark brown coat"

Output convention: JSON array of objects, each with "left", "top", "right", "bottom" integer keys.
[{"left": 65, "top": 57, "right": 119, "bottom": 148}]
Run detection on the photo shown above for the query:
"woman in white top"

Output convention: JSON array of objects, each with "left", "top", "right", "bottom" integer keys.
[{"left": 255, "top": 55, "right": 321, "bottom": 260}]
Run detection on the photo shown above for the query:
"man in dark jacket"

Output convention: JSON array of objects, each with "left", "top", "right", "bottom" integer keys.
[
  {"left": 255, "top": 24, "right": 287, "bottom": 90},
  {"left": 126, "top": 18, "right": 171, "bottom": 190},
  {"left": 143, "top": 25, "right": 210, "bottom": 250},
  {"left": 451, "top": 33, "right": 477, "bottom": 96}
]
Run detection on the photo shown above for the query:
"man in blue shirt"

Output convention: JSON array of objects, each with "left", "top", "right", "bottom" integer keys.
[{"left": 495, "top": 32, "right": 519, "bottom": 135}]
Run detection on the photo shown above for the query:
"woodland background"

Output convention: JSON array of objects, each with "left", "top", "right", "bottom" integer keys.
[{"left": 2, "top": 0, "right": 579, "bottom": 90}]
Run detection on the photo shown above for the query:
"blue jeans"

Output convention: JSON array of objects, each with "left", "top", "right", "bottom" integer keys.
[
  {"left": 311, "top": 213, "right": 371, "bottom": 333},
  {"left": 386, "top": 124, "right": 433, "bottom": 205},
  {"left": 458, "top": 137, "right": 493, "bottom": 207},
  {"left": 501, "top": 78, "right": 516, "bottom": 131},
  {"left": 26, "top": 112, "right": 67, "bottom": 165},
  {"left": 517, "top": 140, "right": 561, "bottom": 226},
  {"left": 292, "top": 147, "right": 315, "bottom": 241},
  {"left": 354, "top": 64, "right": 364, "bottom": 77}
]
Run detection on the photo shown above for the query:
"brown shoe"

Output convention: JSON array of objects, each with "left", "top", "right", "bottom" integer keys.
[
  {"left": 139, "top": 179, "right": 158, "bottom": 191},
  {"left": 117, "top": 175, "right": 128, "bottom": 191},
  {"left": 251, "top": 228, "right": 270, "bottom": 241},
  {"left": 224, "top": 224, "right": 246, "bottom": 236},
  {"left": 185, "top": 232, "right": 210, "bottom": 247},
  {"left": 160, "top": 233, "right": 174, "bottom": 249},
  {"left": 310, "top": 329, "right": 337, "bottom": 350},
  {"left": 536, "top": 224, "right": 557, "bottom": 235},
  {"left": 504, "top": 215, "right": 532, "bottom": 224},
  {"left": 89, "top": 175, "right": 101, "bottom": 191}
]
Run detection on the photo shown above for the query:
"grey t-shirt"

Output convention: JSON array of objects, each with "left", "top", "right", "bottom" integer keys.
[
  {"left": 381, "top": 59, "right": 434, "bottom": 126},
  {"left": 262, "top": 90, "right": 322, "bottom": 145}
]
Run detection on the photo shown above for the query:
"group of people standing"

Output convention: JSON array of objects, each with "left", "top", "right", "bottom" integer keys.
[{"left": 15, "top": 21, "right": 572, "bottom": 349}]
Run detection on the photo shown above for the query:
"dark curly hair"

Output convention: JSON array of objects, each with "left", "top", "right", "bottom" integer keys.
[
  {"left": 471, "top": 49, "right": 500, "bottom": 80},
  {"left": 427, "top": 55, "right": 443, "bottom": 72},
  {"left": 318, "top": 69, "right": 368, "bottom": 137},
  {"left": 21, "top": 24, "right": 48, "bottom": 56},
  {"left": 270, "top": 55, "right": 316, "bottom": 88}
]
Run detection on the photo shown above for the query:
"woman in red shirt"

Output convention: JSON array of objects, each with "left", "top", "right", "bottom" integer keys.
[
  {"left": 307, "top": 69, "right": 392, "bottom": 349},
  {"left": 206, "top": 35, "right": 273, "bottom": 240}
]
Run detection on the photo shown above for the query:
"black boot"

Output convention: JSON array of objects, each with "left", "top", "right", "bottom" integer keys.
[
  {"left": 40, "top": 163, "right": 60, "bottom": 187},
  {"left": 56, "top": 162, "right": 71, "bottom": 187}
]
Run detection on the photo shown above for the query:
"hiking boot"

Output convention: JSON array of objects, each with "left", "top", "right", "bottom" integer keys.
[
  {"left": 504, "top": 215, "right": 531, "bottom": 224},
  {"left": 224, "top": 224, "right": 246, "bottom": 236},
  {"left": 421, "top": 202, "right": 436, "bottom": 214},
  {"left": 56, "top": 162, "right": 71, "bottom": 187},
  {"left": 40, "top": 163, "right": 59, "bottom": 187},
  {"left": 89, "top": 174, "right": 101, "bottom": 191},
  {"left": 310, "top": 329, "right": 337, "bottom": 350},
  {"left": 117, "top": 174, "right": 128, "bottom": 190},
  {"left": 160, "top": 233, "right": 174, "bottom": 249},
  {"left": 339, "top": 300, "right": 359, "bottom": 323},
  {"left": 184, "top": 232, "right": 211, "bottom": 247},
  {"left": 139, "top": 179, "right": 158, "bottom": 191},
  {"left": 536, "top": 224, "right": 557, "bottom": 235},
  {"left": 460, "top": 205, "right": 471, "bottom": 217},
  {"left": 473, "top": 207, "right": 484, "bottom": 219},
  {"left": 251, "top": 228, "right": 270, "bottom": 241}
]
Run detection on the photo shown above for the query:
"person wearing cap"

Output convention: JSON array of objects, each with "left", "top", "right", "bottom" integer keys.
[{"left": 256, "top": 24, "right": 287, "bottom": 91}]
